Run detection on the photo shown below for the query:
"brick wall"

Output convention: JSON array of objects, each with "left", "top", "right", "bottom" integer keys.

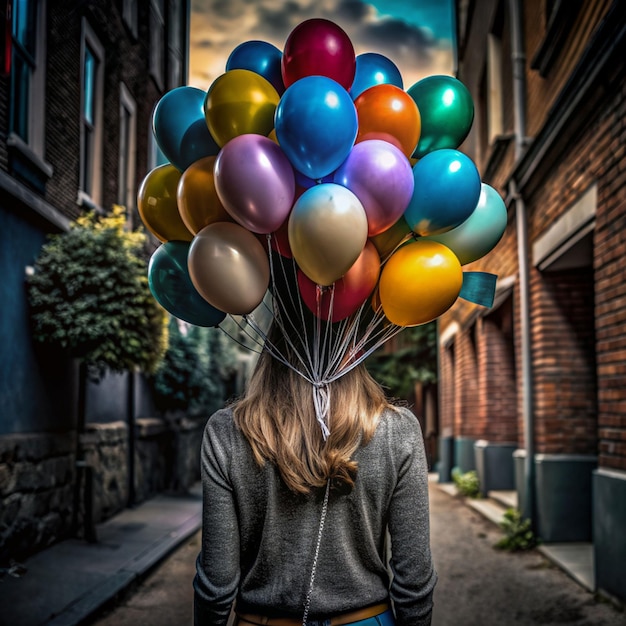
[{"left": 530, "top": 268, "right": 597, "bottom": 454}]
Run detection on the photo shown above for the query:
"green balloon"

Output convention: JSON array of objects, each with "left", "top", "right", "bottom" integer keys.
[{"left": 408, "top": 75, "right": 474, "bottom": 159}]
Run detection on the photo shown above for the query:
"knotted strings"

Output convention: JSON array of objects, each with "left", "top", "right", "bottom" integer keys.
[{"left": 220, "top": 236, "right": 406, "bottom": 439}]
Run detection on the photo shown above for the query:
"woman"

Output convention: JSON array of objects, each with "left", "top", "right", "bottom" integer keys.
[{"left": 193, "top": 322, "right": 437, "bottom": 626}]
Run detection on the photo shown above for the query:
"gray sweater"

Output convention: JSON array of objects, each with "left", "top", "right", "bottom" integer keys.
[{"left": 193, "top": 406, "right": 436, "bottom": 625}]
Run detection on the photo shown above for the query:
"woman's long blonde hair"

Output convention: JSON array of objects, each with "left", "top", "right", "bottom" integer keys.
[{"left": 233, "top": 334, "right": 392, "bottom": 494}]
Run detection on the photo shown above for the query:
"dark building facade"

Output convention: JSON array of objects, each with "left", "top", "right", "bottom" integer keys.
[
  {"left": 438, "top": 0, "right": 625, "bottom": 603},
  {"left": 0, "top": 0, "right": 191, "bottom": 563}
]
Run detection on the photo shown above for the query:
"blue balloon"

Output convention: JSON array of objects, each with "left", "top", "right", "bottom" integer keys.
[
  {"left": 404, "top": 149, "right": 481, "bottom": 236},
  {"left": 148, "top": 241, "right": 226, "bottom": 327},
  {"left": 275, "top": 76, "right": 358, "bottom": 180},
  {"left": 226, "top": 40, "right": 285, "bottom": 95},
  {"left": 350, "top": 53, "right": 403, "bottom": 100},
  {"left": 152, "top": 87, "right": 220, "bottom": 172}
]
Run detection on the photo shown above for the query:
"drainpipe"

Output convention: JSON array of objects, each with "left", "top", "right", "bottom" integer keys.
[{"left": 508, "top": 0, "right": 535, "bottom": 527}]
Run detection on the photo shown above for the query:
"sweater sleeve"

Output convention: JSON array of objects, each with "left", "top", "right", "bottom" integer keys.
[
  {"left": 194, "top": 412, "right": 240, "bottom": 626},
  {"left": 387, "top": 408, "right": 437, "bottom": 626}
]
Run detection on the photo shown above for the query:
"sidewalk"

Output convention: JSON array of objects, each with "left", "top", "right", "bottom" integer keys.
[
  {"left": 0, "top": 484, "right": 202, "bottom": 626},
  {"left": 431, "top": 474, "right": 596, "bottom": 595}
]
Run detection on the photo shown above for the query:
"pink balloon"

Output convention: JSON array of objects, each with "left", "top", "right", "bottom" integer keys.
[
  {"left": 298, "top": 241, "right": 380, "bottom": 321},
  {"left": 214, "top": 134, "right": 296, "bottom": 234},
  {"left": 281, "top": 18, "right": 356, "bottom": 91},
  {"left": 334, "top": 140, "right": 414, "bottom": 236}
]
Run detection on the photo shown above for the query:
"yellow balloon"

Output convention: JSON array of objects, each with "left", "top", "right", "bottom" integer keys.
[
  {"left": 177, "top": 156, "right": 233, "bottom": 234},
  {"left": 204, "top": 69, "right": 280, "bottom": 147},
  {"left": 379, "top": 240, "right": 462, "bottom": 327},
  {"left": 137, "top": 164, "right": 193, "bottom": 242},
  {"left": 267, "top": 128, "right": 279, "bottom": 144}
]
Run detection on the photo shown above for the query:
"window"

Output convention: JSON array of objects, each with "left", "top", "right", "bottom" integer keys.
[
  {"left": 79, "top": 20, "right": 104, "bottom": 207},
  {"left": 149, "top": 0, "right": 165, "bottom": 89},
  {"left": 118, "top": 83, "right": 137, "bottom": 225},
  {"left": 8, "top": 0, "right": 51, "bottom": 183},
  {"left": 122, "top": 0, "right": 138, "bottom": 38},
  {"left": 486, "top": 32, "right": 503, "bottom": 144}
]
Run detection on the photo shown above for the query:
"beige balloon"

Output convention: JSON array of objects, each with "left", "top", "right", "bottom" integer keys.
[
  {"left": 177, "top": 156, "right": 233, "bottom": 234},
  {"left": 188, "top": 222, "right": 270, "bottom": 315},
  {"left": 288, "top": 183, "right": 369, "bottom": 286}
]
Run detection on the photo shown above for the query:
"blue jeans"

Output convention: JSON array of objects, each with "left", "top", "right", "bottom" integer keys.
[{"left": 305, "top": 609, "right": 395, "bottom": 626}]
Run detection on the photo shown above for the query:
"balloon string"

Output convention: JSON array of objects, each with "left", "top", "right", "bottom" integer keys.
[{"left": 230, "top": 236, "right": 409, "bottom": 438}]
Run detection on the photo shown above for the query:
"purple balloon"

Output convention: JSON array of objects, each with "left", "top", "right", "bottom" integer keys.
[
  {"left": 333, "top": 140, "right": 414, "bottom": 236},
  {"left": 214, "top": 134, "right": 296, "bottom": 234}
]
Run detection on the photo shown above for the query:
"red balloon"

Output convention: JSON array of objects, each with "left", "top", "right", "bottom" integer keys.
[
  {"left": 270, "top": 216, "right": 292, "bottom": 258},
  {"left": 281, "top": 18, "right": 356, "bottom": 91},
  {"left": 298, "top": 241, "right": 380, "bottom": 322}
]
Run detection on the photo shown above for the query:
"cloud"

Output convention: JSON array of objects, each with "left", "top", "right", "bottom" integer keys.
[{"left": 189, "top": 0, "right": 453, "bottom": 91}]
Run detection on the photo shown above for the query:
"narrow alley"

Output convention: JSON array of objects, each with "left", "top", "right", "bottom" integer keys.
[{"left": 85, "top": 481, "right": 625, "bottom": 626}]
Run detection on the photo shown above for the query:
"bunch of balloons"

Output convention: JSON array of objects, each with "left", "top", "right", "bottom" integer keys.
[{"left": 139, "top": 17, "right": 506, "bottom": 334}]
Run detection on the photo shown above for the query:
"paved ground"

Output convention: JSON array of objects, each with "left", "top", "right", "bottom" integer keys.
[
  {"left": 84, "top": 481, "right": 626, "bottom": 626},
  {"left": 88, "top": 530, "right": 200, "bottom": 626},
  {"left": 429, "top": 483, "right": 624, "bottom": 626}
]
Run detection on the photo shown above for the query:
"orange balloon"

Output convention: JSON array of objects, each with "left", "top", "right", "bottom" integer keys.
[
  {"left": 177, "top": 156, "right": 233, "bottom": 234},
  {"left": 354, "top": 84, "right": 421, "bottom": 159},
  {"left": 137, "top": 164, "right": 192, "bottom": 242},
  {"left": 379, "top": 240, "right": 462, "bottom": 327}
]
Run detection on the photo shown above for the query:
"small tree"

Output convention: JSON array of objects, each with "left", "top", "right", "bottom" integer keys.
[
  {"left": 365, "top": 322, "right": 437, "bottom": 399},
  {"left": 152, "top": 319, "right": 240, "bottom": 416},
  {"left": 27, "top": 205, "right": 168, "bottom": 378}
]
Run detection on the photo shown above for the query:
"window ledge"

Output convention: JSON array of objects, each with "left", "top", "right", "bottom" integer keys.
[
  {"left": 531, "top": 0, "right": 583, "bottom": 77},
  {"left": 76, "top": 190, "right": 103, "bottom": 213},
  {"left": 7, "top": 133, "right": 54, "bottom": 179},
  {"left": 484, "top": 133, "right": 515, "bottom": 181}
]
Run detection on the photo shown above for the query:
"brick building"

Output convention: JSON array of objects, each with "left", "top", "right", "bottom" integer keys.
[
  {"left": 438, "top": 0, "right": 625, "bottom": 603},
  {"left": 0, "top": 0, "right": 193, "bottom": 563}
]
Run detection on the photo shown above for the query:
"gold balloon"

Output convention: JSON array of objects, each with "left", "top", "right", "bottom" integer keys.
[
  {"left": 370, "top": 217, "right": 413, "bottom": 261},
  {"left": 137, "top": 164, "right": 192, "bottom": 242},
  {"left": 379, "top": 240, "right": 462, "bottom": 327},
  {"left": 177, "top": 156, "right": 233, "bottom": 234},
  {"left": 204, "top": 69, "right": 280, "bottom": 147},
  {"left": 188, "top": 222, "right": 270, "bottom": 315}
]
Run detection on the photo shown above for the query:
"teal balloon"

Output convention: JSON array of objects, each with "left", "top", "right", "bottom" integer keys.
[
  {"left": 408, "top": 75, "right": 474, "bottom": 159},
  {"left": 152, "top": 87, "right": 220, "bottom": 171},
  {"left": 350, "top": 53, "right": 403, "bottom": 100},
  {"left": 404, "top": 149, "right": 481, "bottom": 236},
  {"left": 424, "top": 183, "right": 508, "bottom": 265},
  {"left": 148, "top": 241, "right": 226, "bottom": 327}
]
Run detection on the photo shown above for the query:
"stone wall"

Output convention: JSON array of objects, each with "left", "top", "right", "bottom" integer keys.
[
  {"left": 0, "top": 432, "right": 75, "bottom": 563},
  {"left": 0, "top": 414, "right": 207, "bottom": 564}
]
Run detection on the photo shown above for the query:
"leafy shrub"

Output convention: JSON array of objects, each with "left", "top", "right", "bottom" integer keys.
[
  {"left": 451, "top": 467, "right": 481, "bottom": 498},
  {"left": 152, "top": 318, "right": 242, "bottom": 416},
  {"left": 27, "top": 206, "right": 168, "bottom": 378},
  {"left": 495, "top": 508, "right": 538, "bottom": 551}
]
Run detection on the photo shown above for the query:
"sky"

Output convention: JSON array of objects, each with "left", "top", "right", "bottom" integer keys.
[{"left": 188, "top": 0, "right": 456, "bottom": 93}]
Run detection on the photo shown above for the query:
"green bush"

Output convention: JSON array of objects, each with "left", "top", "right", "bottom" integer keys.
[
  {"left": 152, "top": 318, "right": 241, "bottom": 416},
  {"left": 27, "top": 206, "right": 168, "bottom": 378},
  {"left": 495, "top": 508, "right": 538, "bottom": 551},
  {"left": 451, "top": 468, "right": 481, "bottom": 498}
]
